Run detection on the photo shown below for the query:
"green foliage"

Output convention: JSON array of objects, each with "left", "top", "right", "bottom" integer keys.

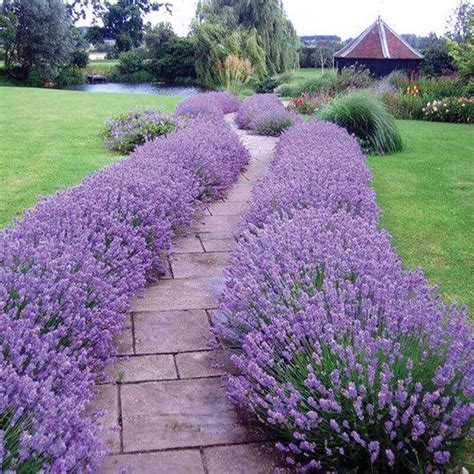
[
  {"left": 194, "top": 0, "right": 298, "bottom": 85},
  {"left": 318, "top": 91, "right": 403, "bottom": 155},
  {"left": 116, "top": 48, "right": 148, "bottom": 75},
  {"left": 299, "top": 43, "right": 341, "bottom": 69},
  {"left": 191, "top": 6, "right": 265, "bottom": 87},
  {"left": 420, "top": 36, "right": 455, "bottom": 76},
  {"left": 0, "top": 0, "right": 74, "bottom": 82},
  {"left": 250, "top": 75, "right": 284, "bottom": 93},
  {"left": 102, "top": 0, "right": 145, "bottom": 54},
  {"left": 146, "top": 24, "right": 196, "bottom": 80}
]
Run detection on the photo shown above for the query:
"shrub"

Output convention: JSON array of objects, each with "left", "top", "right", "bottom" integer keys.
[
  {"left": 236, "top": 94, "right": 284, "bottom": 128},
  {"left": 0, "top": 112, "right": 249, "bottom": 472},
  {"left": 101, "top": 108, "right": 178, "bottom": 154},
  {"left": 217, "top": 120, "right": 473, "bottom": 472},
  {"left": 251, "top": 108, "right": 302, "bottom": 136},
  {"left": 317, "top": 91, "right": 403, "bottom": 155},
  {"left": 251, "top": 75, "right": 284, "bottom": 93},
  {"left": 240, "top": 120, "right": 379, "bottom": 230},
  {"left": 423, "top": 96, "right": 474, "bottom": 123},
  {"left": 176, "top": 91, "right": 240, "bottom": 118}
]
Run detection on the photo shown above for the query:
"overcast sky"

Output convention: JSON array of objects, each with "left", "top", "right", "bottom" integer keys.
[{"left": 82, "top": 0, "right": 460, "bottom": 39}]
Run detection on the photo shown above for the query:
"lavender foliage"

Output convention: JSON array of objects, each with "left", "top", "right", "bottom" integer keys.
[
  {"left": 217, "top": 121, "right": 473, "bottom": 471},
  {"left": 236, "top": 94, "right": 301, "bottom": 136},
  {"left": 176, "top": 91, "right": 240, "bottom": 118},
  {"left": 102, "top": 108, "right": 178, "bottom": 154},
  {"left": 0, "top": 114, "right": 249, "bottom": 472}
]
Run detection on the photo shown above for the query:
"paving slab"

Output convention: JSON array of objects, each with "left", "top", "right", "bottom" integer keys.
[
  {"left": 201, "top": 237, "right": 236, "bottom": 253},
  {"left": 115, "top": 314, "right": 134, "bottom": 356},
  {"left": 172, "top": 236, "right": 204, "bottom": 254},
  {"left": 131, "top": 277, "right": 225, "bottom": 312},
  {"left": 88, "top": 385, "right": 120, "bottom": 452},
  {"left": 208, "top": 201, "right": 249, "bottom": 216},
  {"left": 100, "top": 450, "right": 204, "bottom": 474},
  {"left": 175, "top": 350, "right": 235, "bottom": 379},
  {"left": 121, "top": 378, "right": 264, "bottom": 452},
  {"left": 134, "top": 310, "right": 212, "bottom": 353},
  {"left": 203, "top": 443, "right": 279, "bottom": 474},
  {"left": 171, "top": 252, "right": 231, "bottom": 279},
  {"left": 190, "top": 214, "right": 242, "bottom": 233},
  {"left": 104, "top": 355, "right": 176, "bottom": 383}
]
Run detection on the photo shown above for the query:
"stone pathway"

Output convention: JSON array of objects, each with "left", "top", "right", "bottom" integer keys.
[{"left": 92, "top": 116, "right": 280, "bottom": 473}]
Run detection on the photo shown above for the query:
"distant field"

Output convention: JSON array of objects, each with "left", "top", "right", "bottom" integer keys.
[
  {"left": 0, "top": 87, "right": 181, "bottom": 227},
  {"left": 85, "top": 59, "right": 119, "bottom": 77}
]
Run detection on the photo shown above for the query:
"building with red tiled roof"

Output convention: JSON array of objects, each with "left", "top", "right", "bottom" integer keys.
[{"left": 334, "top": 17, "right": 423, "bottom": 77}]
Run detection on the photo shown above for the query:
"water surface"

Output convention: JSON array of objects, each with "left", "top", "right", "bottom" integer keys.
[{"left": 66, "top": 82, "right": 204, "bottom": 96}]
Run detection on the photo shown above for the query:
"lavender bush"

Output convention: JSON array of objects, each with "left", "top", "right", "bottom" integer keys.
[
  {"left": 217, "top": 121, "right": 473, "bottom": 471},
  {"left": 236, "top": 94, "right": 299, "bottom": 135},
  {"left": 176, "top": 91, "right": 240, "bottom": 118},
  {"left": 0, "top": 114, "right": 249, "bottom": 472},
  {"left": 241, "top": 120, "right": 379, "bottom": 230},
  {"left": 102, "top": 108, "right": 178, "bottom": 154}
]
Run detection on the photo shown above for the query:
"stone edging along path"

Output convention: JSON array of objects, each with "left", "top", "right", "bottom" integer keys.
[{"left": 91, "top": 114, "right": 280, "bottom": 473}]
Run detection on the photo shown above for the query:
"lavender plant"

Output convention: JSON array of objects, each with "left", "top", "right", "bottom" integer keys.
[
  {"left": 236, "top": 94, "right": 298, "bottom": 136},
  {"left": 217, "top": 120, "right": 473, "bottom": 472},
  {"left": 102, "top": 108, "right": 178, "bottom": 154},
  {"left": 0, "top": 112, "right": 249, "bottom": 472},
  {"left": 176, "top": 91, "right": 240, "bottom": 118}
]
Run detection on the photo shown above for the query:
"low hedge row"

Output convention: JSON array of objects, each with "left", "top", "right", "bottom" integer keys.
[
  {"left": 236, "top": 94, "right": 302, "bottom": 136},
  {"left": 217, "top": 121, "right": 473, "bottom": 471},
  {"left": 175, "top": 91, "right": 240, "bottom": 118},
  {"left": 0, "top": 114, "right": 249, "bottom": 471}
]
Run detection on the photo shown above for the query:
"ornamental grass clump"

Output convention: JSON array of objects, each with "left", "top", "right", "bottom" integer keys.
[
  {"left": 0, "top": 115, "right": 249, "bottom": 472},
  {"left": 317, "top": 91, "right": 403, "bottom": 155},
  {"left": 236, "top": 93, "right": 299, "bottom": 136},
  {"left": 217, "top": 120, "right": 473, "bottom": 471},
  {"left": 175, "top": 91, "right": 240, "bottom": 118},
  {"left": 101, "top": 108, "right": 178, "bottom": 154}
]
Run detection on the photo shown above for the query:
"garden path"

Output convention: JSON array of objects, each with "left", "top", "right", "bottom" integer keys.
[{"left": 92, "top": 115, "right": 280, "bottom": 473}]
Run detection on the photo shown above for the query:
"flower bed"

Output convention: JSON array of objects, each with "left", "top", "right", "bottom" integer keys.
[
  {"left": 236, "top": 94, "right": 301, "bottom": 135},
  {"left": 176, "top": 91, "right": 240, "bottom": 118},
  {"left": 423, "top": 97, "right": 474, "bottom": 124},
  {"left": 217, "top": 120, "right": 473, "bottom": 471},
  {"left": 0, "top": 114, "right": 249, "bottom": 472}
]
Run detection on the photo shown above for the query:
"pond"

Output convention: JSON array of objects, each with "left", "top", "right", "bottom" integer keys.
[{"left": 65, "top": 82, "right": 205, "bottom": 96}]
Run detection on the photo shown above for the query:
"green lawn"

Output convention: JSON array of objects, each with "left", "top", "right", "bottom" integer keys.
[
  {"left": 85, "top": 60, "right": 119, "bottom": 77},
  {"left": 368, "top": 120, "right": 473, "bottom": 313},
  {"left": 0, "top": 87, "right": 181, "bottom": 227}
]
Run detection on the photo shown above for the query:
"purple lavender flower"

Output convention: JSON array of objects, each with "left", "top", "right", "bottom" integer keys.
[
  {"left": 216, "top": 119, "right": 473, "bottom": 471},
  {"left": 0, "top": 108, "right": 249, "bottom": 472}
]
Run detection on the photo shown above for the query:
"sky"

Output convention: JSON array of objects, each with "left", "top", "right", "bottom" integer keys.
[
  {"left": 78, "top": 0, "right": 460, "bottom": 39},
  {"left": 144, "top": 0, "right": 460, "bottom": 39}
]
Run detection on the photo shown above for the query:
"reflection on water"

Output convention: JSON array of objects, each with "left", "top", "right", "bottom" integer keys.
[{"left": 65, "top": 82, "right": 205, "bottom": 96}]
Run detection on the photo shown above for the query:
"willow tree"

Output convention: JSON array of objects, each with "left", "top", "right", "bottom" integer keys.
[
  {"left": 192, "top": 5, "right": 266, "bottom": 86},
  {"left": 197, "top": 0, "right": 299, "bottom": 75}
]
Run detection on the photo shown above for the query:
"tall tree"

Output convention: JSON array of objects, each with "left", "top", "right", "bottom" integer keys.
[
  {"left": 197, "top": 0, "right": 299, "bottom": 75},
  {"left": 102, "top": 0, "right": 145, "bottom": 54},
  {"left": 0, "top": 0, "right": 74, "bottom": 81}
]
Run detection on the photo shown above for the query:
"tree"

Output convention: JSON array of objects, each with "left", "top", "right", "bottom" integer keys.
[
  {"left": 196, "top": 0, "right": 299, "bottom": 75},
  {"left": 191, "top": 5, "right": 266, "bottom": 86},
  {"left": 69, "top": 0, "right": 171, "bottom": 22},
  {"left": 0, "top": 0, "right": 74, "bottom": 81},
  {"left": 145, "top": 23, "right": 196, "bottom": 79},
  {"left": 420, "top": 34, "right": 455, "bottom": 75},
  {"left": 102, "top": 0, "right": 145, "bottom": 54},
  {"left": 446, "top": 0, "right": 473, "bottom": 76}
]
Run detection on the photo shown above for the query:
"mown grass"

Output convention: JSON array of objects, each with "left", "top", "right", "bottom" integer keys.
[
  {"left": 0, "top": 87, "right": 181, "bottom": 227},
  {"left": 85, "top": 59, "right": 119, "bottom": 77},
  {"left": 368, "top": 120, "right": 473, "bottom": 313}
]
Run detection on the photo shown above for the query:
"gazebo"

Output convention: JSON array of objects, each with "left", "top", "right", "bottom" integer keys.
[{"left": 334, "top": 17, "right": 423, "bottom": 77}]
